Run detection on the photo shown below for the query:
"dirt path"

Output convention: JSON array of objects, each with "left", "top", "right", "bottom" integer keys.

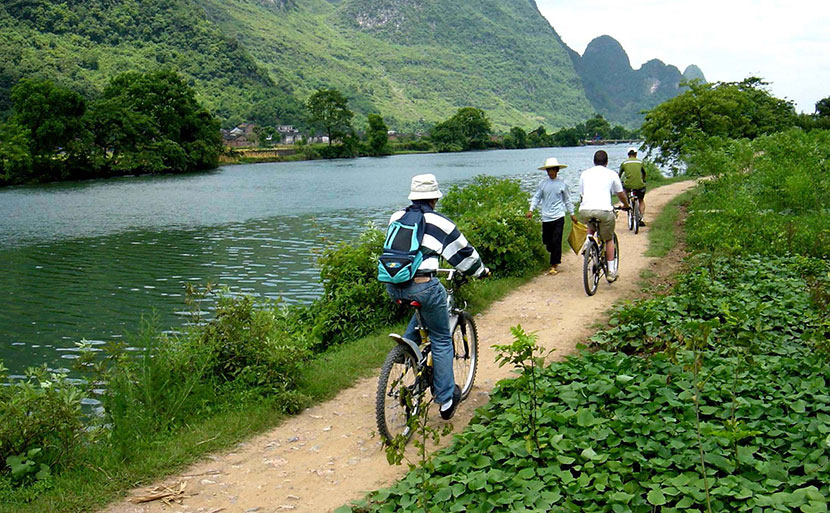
[{"left": 103, "top": 180, "right": 697, "bottom": 513}]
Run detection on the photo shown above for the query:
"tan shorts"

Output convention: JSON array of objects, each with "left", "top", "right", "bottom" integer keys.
[{"left": 578, "top": 209, "right": 616, "bottom": 241}]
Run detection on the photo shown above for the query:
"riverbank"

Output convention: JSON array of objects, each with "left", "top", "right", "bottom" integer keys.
[{"left": 89, "top": 180, "right": 698, "bottom": 513}]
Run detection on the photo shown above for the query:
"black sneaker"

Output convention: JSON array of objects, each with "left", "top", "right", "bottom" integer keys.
[
  {"left": 639, "top": 220, "right": 646, "bottom": 226},
  {"left": 439, "top": 385, "right": 462, "bottom": 420}
]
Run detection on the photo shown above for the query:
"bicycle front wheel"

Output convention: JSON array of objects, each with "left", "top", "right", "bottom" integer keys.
[
  {"left": 452, "top": 312, "right": 479, "bottom": 399},
  {"left": 376, "top": 344, "right": 421, "bottom": 443},
  {"left": 583, "top": 242, "right": 601, "bottom": 296}
]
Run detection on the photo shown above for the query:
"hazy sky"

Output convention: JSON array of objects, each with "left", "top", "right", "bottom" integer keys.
[{"left": 535, "top": 0, "right": 830, "bottom": 113}]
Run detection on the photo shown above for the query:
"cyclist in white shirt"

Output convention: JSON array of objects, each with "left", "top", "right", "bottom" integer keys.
[{"left": 578, "top": 150, "right": 630, "bottom": 281}]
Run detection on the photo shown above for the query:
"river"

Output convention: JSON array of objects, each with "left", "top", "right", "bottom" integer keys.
[{"left": 0, "top": 144, "right": 637, "bottom": 376}]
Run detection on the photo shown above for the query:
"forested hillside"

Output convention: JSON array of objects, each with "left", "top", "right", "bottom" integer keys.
[
  {"left": 0, "top": 0, "right": 305, "bottom": 126},
  {"left": 196, "top": 0, "right": 595, "bottom": 130},
  {"left": 0, "top": 0, "right": 700, "bottom": 131}
]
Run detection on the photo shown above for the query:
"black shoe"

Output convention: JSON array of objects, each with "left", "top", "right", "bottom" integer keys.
[
  {"left": 639, "top": 220, "right": 646, "bottom": 226},
  {"left": 439, "top": 385, "right": 462, "bottom": 420}
]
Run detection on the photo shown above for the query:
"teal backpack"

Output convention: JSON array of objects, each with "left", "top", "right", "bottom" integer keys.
[{"left": 377, "top": 206, "right": 426, "bottom": 284}]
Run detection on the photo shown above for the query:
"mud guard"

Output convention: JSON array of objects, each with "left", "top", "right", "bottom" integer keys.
[{"left": 389, "top": 334, "right": 423, "bottom": 361}]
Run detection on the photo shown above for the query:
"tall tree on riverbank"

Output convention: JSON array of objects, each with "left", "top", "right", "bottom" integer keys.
[
  {"left": 305, "top": 88, "right": 354, "bottom": 147},
  {"left": 365, "top": 113, "right": 390, "bottom": 156},
  {"left": 430, "top": 107, "right": 492, "bottom": 152},
  {"left": 640, "top": 77, "right": 797, "bottom": 166},
  {"left": 90, "top": 70, "right": 221, "bottom": 173},
  {"left": 8, "top": 79, "right": 89, "bottom": 180}
]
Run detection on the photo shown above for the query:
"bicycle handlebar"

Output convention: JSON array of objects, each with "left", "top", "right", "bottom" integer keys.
[{"left": 436, "top": 268, "right": 490, "bottom": 283}]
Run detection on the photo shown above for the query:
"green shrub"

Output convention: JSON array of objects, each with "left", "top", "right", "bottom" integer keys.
[
  {"left": 198, "top": 296, "right": 311, "bottom": 398},
  {"left": 88, "top": 319, "right": 218, "bottom": 454},
  {"left": 0, "top": 364, "right": 85, "bottom": 485},
  {"left": 441, "top": 175, "right": 546, "bottom": 276},
  {"left": 389, "top": 139, "right": 433, "bottom": 152},
  {"left": 312, "top": 227, "right": 403, "bottom": 348}
]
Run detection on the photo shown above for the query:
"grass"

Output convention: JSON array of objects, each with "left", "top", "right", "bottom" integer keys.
[{"left": 645, "top": 188, "right": 698, "bottom": 258}]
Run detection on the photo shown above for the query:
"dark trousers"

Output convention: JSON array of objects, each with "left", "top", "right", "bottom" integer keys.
[{"left": 542, "top": 217, "right": 565, "bottom": 266}]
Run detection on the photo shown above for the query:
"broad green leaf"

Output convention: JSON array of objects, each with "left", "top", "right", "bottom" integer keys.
[
  {"left": 581, "top": 447, "right": 599, "bottom": 460},
  {"left": 611, "top": 491, "right": 634, "bottom": 503},
  {"left": 577, "top": 408, "right": 597, "bottom": 427},
  {"left": 435, "top": 486, "right": 452, "bottom": 502},
  {"left": 802, "top": 502, "right": 828, "bottom": 513},
  {"left": 647, "top": 489, "right": 667, "bottom": 506}
]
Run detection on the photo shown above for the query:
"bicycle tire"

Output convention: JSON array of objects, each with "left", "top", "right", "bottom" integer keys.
[
  {"left": 627, "top": 203, "right": 635, "bottom": 231},
  {"left": 632, "top": 199, "right": 640, "bottom": 234},
  {"left": 583, "top": 241, "right": 600, "bottom": 296},
  {"left": 376, "top": 344, "right": 421, "bottom": 443},
  {"left": 607, "top": 233, "right": 619, "bottom": 283},
  {"left": 452, "top": 312, "right": 478, "bottom": 400}
]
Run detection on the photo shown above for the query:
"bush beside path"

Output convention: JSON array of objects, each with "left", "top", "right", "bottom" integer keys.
[{"left": 101, "top": 180, "right": 699, "bottom": 513}]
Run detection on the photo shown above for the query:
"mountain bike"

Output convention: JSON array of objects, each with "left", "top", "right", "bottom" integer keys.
[
  {"left": 376, "top": 268, "right": 479, "bottom": 444},
  {"left": 582, "top": 207, "right": 626, "bottom": 296},
  {"left": 627, "top": 190, "right": 641, "bottom": 234}
]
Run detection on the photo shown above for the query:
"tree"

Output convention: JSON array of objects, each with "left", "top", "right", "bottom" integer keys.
[
  {"left": 503, "top": 127, "right": 527, "bottom": 149},
  {"left": 9, "top": 78, "right": 88, "bottom": 179},
  {"left": 365, "top": 113, "right": 390, "bottom": 156},
  {"left": 91, "top": 70, "right": 221, "bottom": 173},
  {"left": 0, "top": 121, "right": 34, "bottom": 184},
  {"left": 430, "top": 107, "right": 492, "bottom": 152},
  {"left": 640, "top": 77, "right": 797, "bottom": 166},
  {"left": 453, "top": 107, "right": 491, "bottom": 150},
  {"left": 584, "top": 114, "right": 611, "bottom": 140},
  {"left": 550, "top": 126, "right": 580, "bottom": 147},
  {"left": 429, "top": 118, "right": 464, "bottom": 152},
  {"left": 816, "top": 97, "right": 830, "bottom": 118},
  {"left": 305, "top": 88, "right": 354, "bottom": 147},
  {"left": 527, "top": 126, "right": 552, "bottom": 148}
]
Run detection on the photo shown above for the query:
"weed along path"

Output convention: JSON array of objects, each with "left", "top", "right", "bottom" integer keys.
[{"left": 102, "top": 180, "right": 697, "bottom": 513}]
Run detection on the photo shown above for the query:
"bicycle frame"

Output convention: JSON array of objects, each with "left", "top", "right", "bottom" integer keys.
[{"left": 390, "top": 268, "right": 465, "bottom": 368}]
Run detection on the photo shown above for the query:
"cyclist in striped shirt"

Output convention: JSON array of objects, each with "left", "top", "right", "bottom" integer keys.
[{"left": 384, "top": 174, "right": 489, "bottom": 420}]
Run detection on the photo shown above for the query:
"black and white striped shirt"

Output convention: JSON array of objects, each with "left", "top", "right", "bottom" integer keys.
[{"left": 388, "top": 203, "right": 486, "bottom": 277}]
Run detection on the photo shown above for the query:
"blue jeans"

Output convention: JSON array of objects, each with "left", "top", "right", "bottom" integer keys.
[{"left": 386, "top": 278, "right": 454, "bottom": 405}]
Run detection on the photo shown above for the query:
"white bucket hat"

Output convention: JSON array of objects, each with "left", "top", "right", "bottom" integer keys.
[
  {"left": 538, "top": 157, "right": 567, "bottom": 170},
  {"left": 408, "top": 173, "right": 443, "bottom": 200},
  {"left": 628, "top": 147, "right": 638, "bottom": 154}
]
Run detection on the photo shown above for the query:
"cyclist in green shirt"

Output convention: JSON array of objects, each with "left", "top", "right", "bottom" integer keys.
[{"left": 619, "top": 147, "right": 647, "bottom": 225}]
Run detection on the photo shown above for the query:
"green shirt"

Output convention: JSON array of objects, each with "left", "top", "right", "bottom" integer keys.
[{"left": 619, "top": 158, "right": 646, "bottom": 189}]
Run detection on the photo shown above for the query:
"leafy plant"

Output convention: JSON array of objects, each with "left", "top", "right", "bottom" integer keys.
[
  {"left": 492, "top": 325, "right": 549, "bottom": 457},
  {"left": 0, "top": 366, "right": 85, "bottom": 486},
  {"left": 6, "top": 449, "right": 51, "bottom": 485}
]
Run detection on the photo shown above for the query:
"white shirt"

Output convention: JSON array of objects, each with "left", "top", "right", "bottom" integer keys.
[{"left": 578, "top": 165, "right": 623, "bottom": 211}]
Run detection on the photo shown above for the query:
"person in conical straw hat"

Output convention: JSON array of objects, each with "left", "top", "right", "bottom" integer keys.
[{"left": 526, "top": 158, "right": 578, "bottom": 275}]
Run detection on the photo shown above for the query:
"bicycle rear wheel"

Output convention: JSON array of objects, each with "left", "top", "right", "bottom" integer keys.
[
  {"left": 452, "top": 312, "right": 478, "bottom": 399},
  {"left": 583, "top": 241, "right": 601, "bottom": 296},
  {"left": 632, "top": 199, "right": 640, "bottom": 234},
  {"left": 627, "top": 204, "right": 635, "bottom": 231},
  {"left": 606, "top": 233, "right": 619, "bottom": 282},
  {"left": 376, "top": 344, "right": 421, "bottom": 443}
]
